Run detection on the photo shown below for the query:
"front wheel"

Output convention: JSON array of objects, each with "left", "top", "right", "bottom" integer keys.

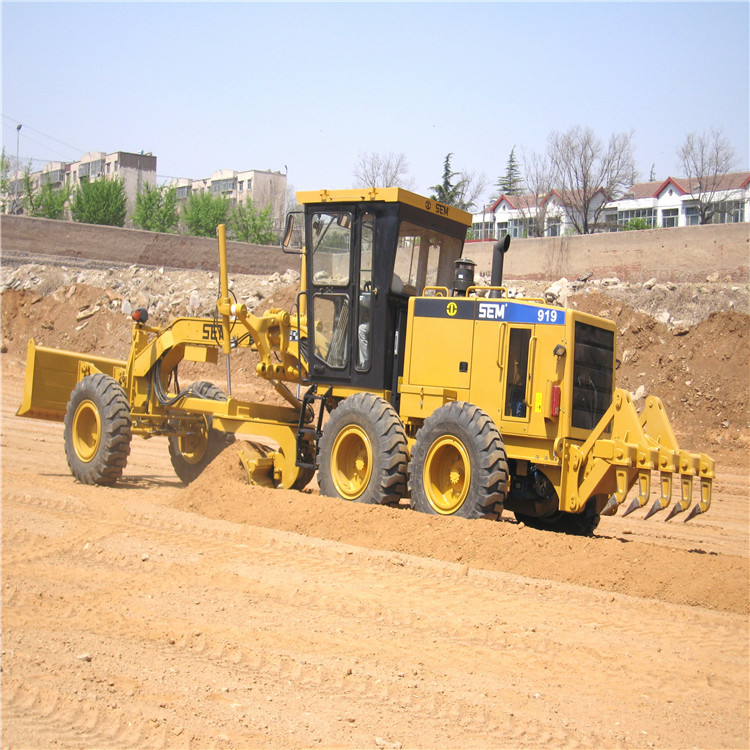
[
  {"left": 410, "top": 402, "right": 508, "bottom": 520},
  {"left": 318, "top": 393, "right": 408, "bottom": 505},
  {"left": 168, "top": 381, "right": 231, "bottom": 484},
  {"left": 64, "top": 373, "right": 132, "bottom": 486}
]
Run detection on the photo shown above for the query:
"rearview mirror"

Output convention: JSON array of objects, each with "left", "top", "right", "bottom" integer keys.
[{"left": 282, "top": 213, "right": 295, "bottom": 248}]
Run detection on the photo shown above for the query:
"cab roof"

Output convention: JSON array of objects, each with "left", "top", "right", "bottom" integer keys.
[{"left": 296, "top": 187, "right": 473, "bottom": 227}]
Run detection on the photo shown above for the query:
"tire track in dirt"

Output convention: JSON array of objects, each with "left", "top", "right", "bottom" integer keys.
[
  {"left": 3, "top": 365, "right": 749, "bottom": 748},
  {"left": 3, "top": 473, "right": 748, "bottom": 749}
]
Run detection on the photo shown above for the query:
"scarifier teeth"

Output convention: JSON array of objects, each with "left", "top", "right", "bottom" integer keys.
[
  {"left": 601, "top": 495, "right": 620, "bottom": 516},
  {"left": 622, "top": 496, "right": 644, "bottom": 517},
  {"left": 685, "top": 501, "right": 708, "bottom": 523},
  {"left": 643, "top": 499, "right": 666, "bottom": 520},
  {"left": 665, "top": 501, "right": 687, "bottom": 521}
]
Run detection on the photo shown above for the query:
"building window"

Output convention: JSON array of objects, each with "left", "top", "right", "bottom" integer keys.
[
  {"left": 210, "top": 178, "right": 237, "bottom": 194},
  {"left": 472, "top": 221, "right": 495, "bottom": 240},
  {"left": 239, "top": 181, "right": 244, "bottom": 191},
  {"left": 509, "top": 217, "right": 536, "bottom": 238},
  {"left": 661, "top": 208, "right": 678, "bottom": 228},
  {"left": 712, "top": 200, "right": 744, "bottom": 224},
  {"left": 176, "top": 186, "right": 191, "bottom": 199},
  {"left": 616, "top": 208, "right": 656, "bottom": 228},
  {"left": 684, "top": 205, "right": 700, "bottom": 226}
]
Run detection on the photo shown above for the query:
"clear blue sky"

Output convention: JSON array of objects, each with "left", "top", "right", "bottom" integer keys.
[{"left": 2, "top": 1, "right": 748, "bottom": 204}]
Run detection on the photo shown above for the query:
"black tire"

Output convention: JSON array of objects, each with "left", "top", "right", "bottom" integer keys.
[
  {"left": 318, "top": 393, "right": 407, "bottom": 505},
  {"left": 291, "top": 466, "right": 316, "bottom": 491},
  {"left": 169, "top": 381, "right": 232, "bottom": 484},
  {"left": 515, "top": 496, "right": 601, "bottom": 536},
  {"left": 410, "top": 402, "right": 508, "bottom": 520},
  {"left": 64, "top": 373, "right": 132, "bottom": 486}
]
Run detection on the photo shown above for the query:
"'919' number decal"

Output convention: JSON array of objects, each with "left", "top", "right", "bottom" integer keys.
[{"left": 537, "top": 308, "right": 558, "bottom": 323}]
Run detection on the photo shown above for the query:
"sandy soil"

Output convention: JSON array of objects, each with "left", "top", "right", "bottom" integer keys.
[{"left": 1, "top": 274, "right": 749, "bottom": 749}]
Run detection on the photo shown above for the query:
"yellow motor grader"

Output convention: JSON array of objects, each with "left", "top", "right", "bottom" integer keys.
[{"left": 17, "top": 188, "right": 714, "bottom": 533}]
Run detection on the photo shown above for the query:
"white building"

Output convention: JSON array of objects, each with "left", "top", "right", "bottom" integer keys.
[
  {"left": 170, "top": 168, "right": 287, "bottom": 232},
  {"left": 7, "top": 150, "right": 157, "bottom": 224},
  {"left": 471, "top": 188, "right": 607, "bottom": 239},
  {"left": 472, "top": 171, "right": 750, "bottom": 238},
  {"left": 601, "top": 172, "right": 749, "bottom": 229}
]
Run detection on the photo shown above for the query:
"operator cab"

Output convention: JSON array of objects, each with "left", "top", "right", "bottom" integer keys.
[{"left": 295, "top": 189, "right": 472, "bottom": 402}]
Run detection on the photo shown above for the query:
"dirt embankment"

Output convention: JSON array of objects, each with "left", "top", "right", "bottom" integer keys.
[
  {"left": 3, "top": 265, "right": 748, "bottom": 452},
  {"left": 2, "top": 261, "right": 748, "bottom": 750}
]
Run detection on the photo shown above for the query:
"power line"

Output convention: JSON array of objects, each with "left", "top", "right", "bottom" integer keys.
[
  {"left": 1, "top": 114, "right": 85, "bottom": 157},
  {"left": 12, "top": 132, "right": 75, "bottom": 164}
]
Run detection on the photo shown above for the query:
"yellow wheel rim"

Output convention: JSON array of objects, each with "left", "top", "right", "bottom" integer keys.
[
  {"left": 72, "top": 399, "right": 101, "bottom": 463},
  {"left": 423, "top": 436, "right": 471, "bottom": 514},
  {"left": 330, "top": 425, "right": 373, "bottom": 500},
  {"left": 178, "top": 420, "right": 209, "bottom": 465}
]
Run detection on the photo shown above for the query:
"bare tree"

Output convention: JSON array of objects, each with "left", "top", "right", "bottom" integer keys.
[
  {"left": 516, "top": 150, "right": 555, "bottom": 237},
  {"left": 678, "top": 128, "right": 738, "bottom": 224},
  {"left": 353, "top": 152, "right": 414, "bottom": 189},
  {"left": 454, "top": 167, "right": 488, "bottom": 212},
  {"left": 547, "top": 126, "right": 637, "bottom": 234}
]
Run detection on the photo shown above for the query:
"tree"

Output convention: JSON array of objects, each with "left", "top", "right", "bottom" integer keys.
[
  {"left": 23, "top": 168, "right": 70, "bottom": 220},
  {"left": 430, "top": 153, "right": 487, "bottom": 211},
  {"left": 181, "top": 192, "right": 230, "bottom": 238},
  {"left": 431, "top": 153, "right": 463, "bottom": 205},
  {"left": 547, "top": 125, "right": 637, "bottom": 234},
  {"left": 353, "top": 152, "right": 414, "bottom": 189},
  {"left": 70, "top": 176, "right": 127, "bottom": 227},
  {"left": 496, "top": 147, "right": 524, "bottom": 196},
  {"left": 228, "top": 199, "right": 276, "bottom": 244},
  {"left": 513, "top": 150, "right": 555, "bottom": 237},
  {"left": 1, "top": 148, "right": 24, "bottom": 215},
  {"left": 0, "top": 149, "right": 10, "bottom": 213},
  {"left": 623, "top": 217, "right": 651, "bottom": 231},
  {"left": 677, "top": 128, "right": 738, "bottom": 224},
  {"left": 133, "top": 183, "right": 179, "bottom": 233}
]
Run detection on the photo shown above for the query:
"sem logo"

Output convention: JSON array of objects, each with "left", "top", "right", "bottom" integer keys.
[
  {"left": 478, "top": 302, "right": 507, "bottom": 320},
  {"left": 446, "top": 301, "right": 458, "bottom": 317}
]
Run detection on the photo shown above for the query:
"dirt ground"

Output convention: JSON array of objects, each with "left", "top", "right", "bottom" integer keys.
[{"left": 1, "top": 269, "right": 749, "bottom": 749}]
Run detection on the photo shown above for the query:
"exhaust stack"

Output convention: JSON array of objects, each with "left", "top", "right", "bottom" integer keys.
[{"left": 490, "top": 234, "right": 511, "bottom": 289}]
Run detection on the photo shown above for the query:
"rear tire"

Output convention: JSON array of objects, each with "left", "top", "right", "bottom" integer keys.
[
  {"left": 318, "top": 393, "right": 407, "bottom": 504},
  {"left": 64, "top": 373, "right": 132, "bottom": 486},
  {"left": 410, "top": 402, "right": 508, "bottom": 520},
  {"left": 291, "top": 466, "right": 316, "bottom": 491},
  {"left": 515, "top": 496, "right": 601, "bottom": 536},
  {"left": 169, "top": 381, "right": 231, "bottom": 484}
]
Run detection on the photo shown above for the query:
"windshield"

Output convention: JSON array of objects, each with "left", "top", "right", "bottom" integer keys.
[{"left": 392, "top": 220, "right": 463, "bottom": 295}]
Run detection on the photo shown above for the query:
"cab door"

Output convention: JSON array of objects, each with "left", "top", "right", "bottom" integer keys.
[
  {"left": 502, "top": 325, "right": 534, "bottom": 424},
  {"left": 307, "top": 207, "right": 357, "bottom": 383}
]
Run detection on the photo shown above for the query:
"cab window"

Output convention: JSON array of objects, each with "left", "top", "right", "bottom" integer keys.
[
  {"left": 505, "top": 328, "right": 531, "bottom": 418},
  {"left": 392, "top": 221, "right": 462, "bottom": 295},
  {"left": 310, "top": 211, "right": 352, "bottom": 286},
  {"left": 356, "top": 213, "right": 375, "bottom": 371}
]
